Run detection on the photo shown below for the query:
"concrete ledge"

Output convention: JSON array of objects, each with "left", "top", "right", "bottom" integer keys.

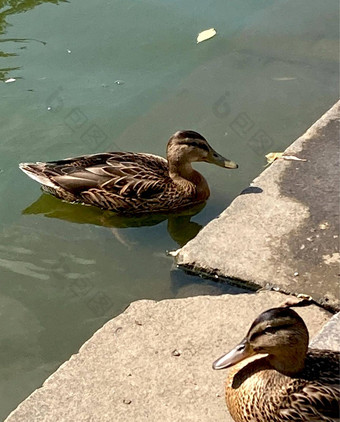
[
  {"left": 310, "top": 312, "right": 340, "bottom": 350},
  {"left": 177, "top": 102, "right": 340, "bottom": 311},
  {"left": 5, "top": 291, "right": 330, "bottom": 422}
]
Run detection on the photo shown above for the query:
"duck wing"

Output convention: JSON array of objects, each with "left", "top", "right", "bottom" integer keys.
[
  {"left": 279, "top": 382, "right": 340, "bottom": 421},
  {"left": 99, "top": 152, "right": 170, "bottom": 198},
  {"left": 20, "top": 152, "right": 173, "bottom": 209},
  {"left": 278, "top": 350, "right": 340, "bottom": 422}
]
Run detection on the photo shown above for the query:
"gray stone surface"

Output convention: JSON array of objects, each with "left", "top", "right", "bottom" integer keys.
[
  {"left": 310, "top": 312, "right": 340, "bottom": 351},
  {"left": 5, "top": 291, "right": 330, "bottom": 422},
  {"left": 177, "top": 102, "right": 340, "bottom": 311}
]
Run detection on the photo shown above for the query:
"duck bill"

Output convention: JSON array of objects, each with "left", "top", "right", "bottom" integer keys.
[
  {"left": 212, "top": 338, "right": 253, "bottom": 370},
  {"left": 207, "top": 149, "right": 238, "bottom": 169}
]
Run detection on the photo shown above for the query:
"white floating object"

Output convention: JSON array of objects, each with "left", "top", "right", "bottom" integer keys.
[
  {"left": 67, "top": 49, "right": 72, "bottom": 54},
  {"left": 272, "top": 77, "right": 296, "bottom": 81},
  {"left": 197, "top": 28, "right": 217, "bottom": 44},
  {"left": 5, "top": 78, "right": 16, "bottom": 83}
]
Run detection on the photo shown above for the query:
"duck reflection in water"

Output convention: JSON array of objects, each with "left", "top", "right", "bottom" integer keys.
[{"left": 22, "top": 193, "right": 205, "bottom": 247}]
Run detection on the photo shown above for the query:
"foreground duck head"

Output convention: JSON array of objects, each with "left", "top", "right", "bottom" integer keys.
[{"left": 213, "top": 307, "right": 309, "bottom": 376}]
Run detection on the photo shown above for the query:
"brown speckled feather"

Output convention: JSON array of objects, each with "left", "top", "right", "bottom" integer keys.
[
  {"left": 226, "top": 350, "right": 340, "bottom": 422},
  {"left": 20, "top": 152, "right": 201, "bottom": 214}
]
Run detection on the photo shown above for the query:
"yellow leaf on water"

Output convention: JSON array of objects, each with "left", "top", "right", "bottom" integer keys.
[
  {"left": 265, "top": 152, "right": 284, "bottom": 164},
  {"left": 197, "top": 28, "right": 217, "bottom": 44}
]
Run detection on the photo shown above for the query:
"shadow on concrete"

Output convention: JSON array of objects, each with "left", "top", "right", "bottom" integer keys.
[{"left": 240, "top": 186, "right": 263, "bottom": 195}]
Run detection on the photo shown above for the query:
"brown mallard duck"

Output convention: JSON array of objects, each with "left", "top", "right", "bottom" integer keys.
[
  {"left": 19, "top": 130, "right": 238, "bottom": 214},
  {"left": 213, "top": 307, "right": 340, "bottom": 422}
]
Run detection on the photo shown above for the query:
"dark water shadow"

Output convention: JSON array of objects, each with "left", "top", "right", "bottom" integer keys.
[
  {"left": 22, "top": 193, "right": 205, "bottom": 247},
  {"left": 0, "top": 0, "right": 67, "bottom": 80},
  {"left": 170, "top": 266, "right": 253, "bottom": 297}
]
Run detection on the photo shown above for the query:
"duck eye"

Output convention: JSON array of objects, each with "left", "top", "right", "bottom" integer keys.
[{"left": 264, "top": 326, "right": 276, "bottom": 335}]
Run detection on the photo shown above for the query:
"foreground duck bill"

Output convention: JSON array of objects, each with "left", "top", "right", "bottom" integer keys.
[{"left": 212, "top": 338, "right": 252, "bottom": 370}]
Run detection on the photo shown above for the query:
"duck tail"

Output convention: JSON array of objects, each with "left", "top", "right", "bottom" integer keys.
[{"left": 19, "top": 162, "right": 57, "bottom": 188}]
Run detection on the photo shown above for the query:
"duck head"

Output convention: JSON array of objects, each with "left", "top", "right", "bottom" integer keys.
[
  {"left": 213, "top": 307, "right": 309, "bottom": 375},
  {"left": 167, "top": 130, "right": 238, "bottom": 170}
]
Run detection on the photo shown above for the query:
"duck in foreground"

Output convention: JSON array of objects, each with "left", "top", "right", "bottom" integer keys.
[
  {"left": 213, "top": 307, "right": 340, "bottom": 422},
  {"left": 19, "top": 130, "right": 237, "bottom": 214}
]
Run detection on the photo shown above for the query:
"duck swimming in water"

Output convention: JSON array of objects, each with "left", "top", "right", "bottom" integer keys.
[
  {"left": 19, "top": 130, "right": 238, "bottom": 215},
  {"left": 213, "top": 307, "right": 340, "bottom": 422}
]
